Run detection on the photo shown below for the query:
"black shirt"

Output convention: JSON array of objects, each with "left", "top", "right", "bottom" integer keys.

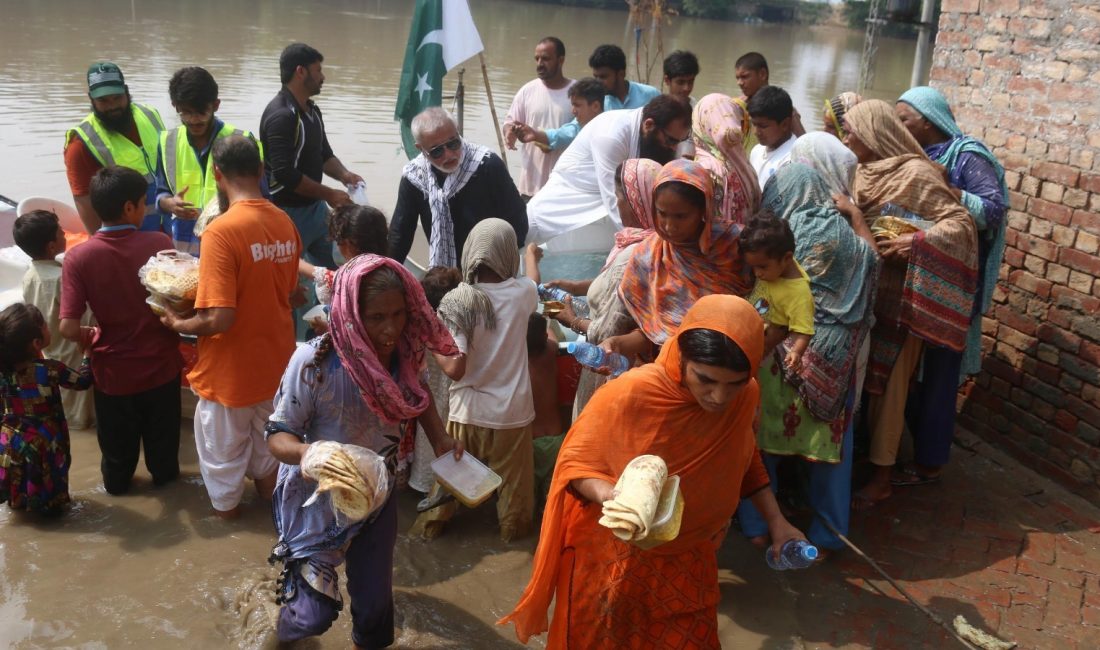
[
  {"left": 259, "top": 88, "right": 335, "bottom": 208},
  {"left": 387, "top": 153, "right": 529, "bottom": 263}
]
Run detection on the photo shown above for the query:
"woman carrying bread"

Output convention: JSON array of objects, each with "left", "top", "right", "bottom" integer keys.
[
  {"left": 842, "top": 100, "right": 979, "bottom": 509},
  {"left": 500, "top": 295, "right": 806, "bottom": 649},
  {"left": 264, "top": 254, "right": 462, "bottom": 648}
]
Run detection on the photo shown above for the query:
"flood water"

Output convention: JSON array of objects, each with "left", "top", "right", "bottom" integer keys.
[{"left": 0, "top": 1, "right": 923, "bottom": 647}]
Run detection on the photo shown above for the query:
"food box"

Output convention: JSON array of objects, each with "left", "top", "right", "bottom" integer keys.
[
  {"left": 431, "top": 452, "right": 503, "bottom": 508},
  {"left": 634, "top": 475, "right": 685, "bottom": 550}
]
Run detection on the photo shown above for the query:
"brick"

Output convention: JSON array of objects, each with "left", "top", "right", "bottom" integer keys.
[
  {"left": 1028, "top": 216, "right": 1055, "bottom": 238},
  {"left": 1069, "top": 271, "right": 1095, "bottom": 295},
  {"left": 1047, "top": 263, "right": 1070, "bottom": 285},
  {"left": 1060, "top": 248, "right": 1100, "bottom": 276},
  {"left": 1052, "top": 225, "right": 1078, "bottom": 247},
  {"left": 1007, "top": 270, "right": 1052, "bottom": 298},
  {"left": 1060, "top": 355, "right": 1100, "bottom": 386},
  {"left": 1004, "top": 603, "right": 1044, "bottom": 629},
  {"left": 1032, "top": 161, "right": 1081, "bottom": 186},
  {"left": 1052, "top": 285, "right": 1100, "bottom": 313},
  {"left": 1020, "top": 531, "right": 1057, "bottom": 564},
  {"left": 1045, "top": 582, "right": 1085, "bottom": 629},
  {"left": 1037, "top": 323, "right": 1082, "bottom": 352},
  {"left": 998, "top": 325, "right": 1038, "bottom": 352},
  {"left": 1071, "top": 316, "right": 1100, "bottom": 343},
  {"left": 1082, "top": 340, "right": 1100, "bottom": 366},
  {"left": 1055, "top": 409, "right": 1078, "bottom": 432},
  {"left": 942, "top": 0, "right": 980, "bottom": 11},
  {"left": 1019, "top": 175, "right": 1040, "bottom": 196},
  {"left": 1079, "top": 421, "right": 1100, "bottom": 445},
  {"left": 1064, "top": 188, "right": 1089, "bottom": 209},
  {"left": 1029, "top": 197, "right": 1074, "bottom": 225},
  {"left": 1040, "top": 182, "right": 1065, "bottom": 203},
  {"left": 1023, "top": 254, "right": 1047, "bottom": 276},
  {"left": 1079, "top": 231, "right": 1100, "bottom": 255},
  {"left": 1074, "top": 209, "right": 1100, "bottom": 235},
  {"left": 1035, "top": 360, "right": 1062, "bottom": 384}
]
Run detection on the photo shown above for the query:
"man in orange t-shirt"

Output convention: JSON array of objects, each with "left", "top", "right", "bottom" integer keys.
[{"left": 162, "top": 135, "right": 300, "bottom": 519}]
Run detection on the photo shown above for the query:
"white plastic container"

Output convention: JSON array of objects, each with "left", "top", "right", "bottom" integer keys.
[
  {"left": 430, "top": 452, "right": 502, "bottom": 508},
  {"left": 634, "top": 475, "right": 684, "bottom": 550}
]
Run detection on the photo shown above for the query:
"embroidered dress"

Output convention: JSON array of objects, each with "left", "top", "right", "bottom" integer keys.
[{"left": 1, "top": 358, "right": 93, "bottom": 513}]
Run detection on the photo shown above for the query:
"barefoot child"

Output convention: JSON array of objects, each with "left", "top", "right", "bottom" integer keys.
[
  {"left": 15, "top": 210, "right": 95, "bottom": 429},
  {"left": 740, "top": 211, "right": 814, "bottom": 372},
  {"left": 0, "top": 304, "right": 94, "bottom": 515}
]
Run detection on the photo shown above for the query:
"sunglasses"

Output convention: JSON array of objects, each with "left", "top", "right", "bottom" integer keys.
[{"left": 426, "top": 136, "right": 462, "bottom": 160}]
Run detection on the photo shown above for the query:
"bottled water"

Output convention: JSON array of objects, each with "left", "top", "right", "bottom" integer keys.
[
  {"left": 765, "top": 539, "right": 819, "bottom": 570},
  {"left": 538, "top": 284, "right": 590, "bottom": 318},
  {"left": 566, "top": 341, "right": 630, "bottom": 377},
  {"left": 347, "top": 181, "right": 370, "bottom": 206}
]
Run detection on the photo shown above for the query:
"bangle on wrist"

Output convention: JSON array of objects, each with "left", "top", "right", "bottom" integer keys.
[{"left": 570, "top": 318, "right": 587, "bottom": 335}]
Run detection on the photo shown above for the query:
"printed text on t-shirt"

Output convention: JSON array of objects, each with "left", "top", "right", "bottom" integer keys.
[{"left": 251, "top": 239, "right": 298, "bottom": 264}]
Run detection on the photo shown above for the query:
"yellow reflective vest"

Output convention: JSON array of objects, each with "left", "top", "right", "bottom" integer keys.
[{"left": 159, "top": 121, "right": 261, "bottom": 211}]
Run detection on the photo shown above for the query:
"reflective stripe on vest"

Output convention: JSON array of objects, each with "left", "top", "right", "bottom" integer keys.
[
  {"left": 162, "top": 124, "right": 255, "bottom": 210},
  {"left": 66, "top": 103, "right": 164, "bottom": 216}
]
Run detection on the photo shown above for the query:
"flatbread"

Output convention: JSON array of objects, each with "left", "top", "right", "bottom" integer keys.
[
  {"left": 301, "top": 441, "right": 388, "bottom": 522},
  {"left": 598, "top": 455, "right": 667, "bottom": 542}
]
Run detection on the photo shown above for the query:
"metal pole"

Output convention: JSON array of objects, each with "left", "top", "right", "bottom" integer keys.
[
  {"left": 910, "top": 0, "right": 937, "bottom": 87},
  {"left": 456, "top": 69, "right": 465, "bottom": 136},
  {"left": 478, "top": 53, "right": 508, "bottom": 165}
]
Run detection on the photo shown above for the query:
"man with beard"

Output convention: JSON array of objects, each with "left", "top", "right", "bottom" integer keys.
[
  {"left": 387, "top": 107, "right": 527, "bottom": 266},
  {"left": 155, "top": 66, "right": 261, "bottom": 255},
  {"left": 502, "top": 37, "right": 574, "bottom": 199},
  {"left": 64, "top": 62, "right": 167, "bottom": 233},
  {"left": 515, "top": 44, "right": 660, "bottom": 154},
  {"left": 260, "top": 43, "right": 362, "bottom": 271},
  {"left": 160, "top": 135, "right": 300, "bottom": 521},
  {"left": 261, "top": 43, "right": 362, "bottom": 338},
  {"left": 525, "top": 95, "right": 691, "bottom": 246}
]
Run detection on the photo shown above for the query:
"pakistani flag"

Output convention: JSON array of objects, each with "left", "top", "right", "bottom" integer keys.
[{"left": 395, "top": 0, "right": 484, "bottom": 158}]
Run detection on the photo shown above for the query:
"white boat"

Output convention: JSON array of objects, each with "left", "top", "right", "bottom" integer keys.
[{"left": 0, "top": 194, "right": 82, "bottom": 309}]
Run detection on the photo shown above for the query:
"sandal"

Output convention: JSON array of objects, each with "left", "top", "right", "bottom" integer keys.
[{"left": 890, "top": 465, "right": 942, "bottom": 487}]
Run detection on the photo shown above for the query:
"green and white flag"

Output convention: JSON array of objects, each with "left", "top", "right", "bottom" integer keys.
[{"left": 394, "top": 0, "right": 484, "bottom": 158}]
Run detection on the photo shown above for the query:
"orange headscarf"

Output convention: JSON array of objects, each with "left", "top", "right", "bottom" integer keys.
[
  {"left": 618, "top": 159, "right": 753, "bottom": 346},
  {"left": 499, "top": 295, "right": 769, "bottom": 643}
]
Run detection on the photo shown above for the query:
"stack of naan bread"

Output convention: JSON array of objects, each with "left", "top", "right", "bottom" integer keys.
[
  {"left": 301, "top": 440, "right": 390, "bottom": 522},
  {"left": 599, "top": 455, "right": 680, "bottom": 545}
]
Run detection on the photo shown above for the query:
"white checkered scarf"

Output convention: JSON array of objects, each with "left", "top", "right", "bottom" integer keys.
[{"left": 402, "top": 140, "right": 492, "bottom": 267}]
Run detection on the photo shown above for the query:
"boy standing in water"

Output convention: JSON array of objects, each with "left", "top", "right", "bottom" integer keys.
[{"left": 59, "top": 166, "right": 183, "bottom": 495}]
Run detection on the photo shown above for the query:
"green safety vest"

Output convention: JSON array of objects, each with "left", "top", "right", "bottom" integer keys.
[
  {"left": 159, "top": 122, "right": 261, "bottom": 211},
  {"left": 65, "top": 103, "right": 165, "bottom": 217}
]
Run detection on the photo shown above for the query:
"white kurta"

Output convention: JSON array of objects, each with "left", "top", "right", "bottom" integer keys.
[
  {"left": 525, "top": 108, "right": 643, "bottom": 245},
  {"left": 750, "top": 133, "right": 799, "bottom": 190},
  {"left": 503, "top": 78, "right": 575, "bottom": 196}
]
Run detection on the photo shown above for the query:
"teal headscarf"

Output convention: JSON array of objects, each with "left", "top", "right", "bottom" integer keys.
[
  {"left": 759, "top": 163, "right": 880, "bottom": 420},
  {"left": 761, "top": 163, "right": 834, "bottom": 222},
  {"left": 899, "top": 86, "right": 1008, "bottom": 378}
]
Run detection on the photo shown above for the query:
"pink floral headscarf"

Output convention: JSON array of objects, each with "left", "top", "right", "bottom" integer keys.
[
  {"left": 691, "top": 93, "right": 760, "bottom": 223},
  {"left": 606, "top": 158, "right": 662, "bottom": 266},
  {"left": 329, "top": 254, "right": 459, "bottom": 425}
]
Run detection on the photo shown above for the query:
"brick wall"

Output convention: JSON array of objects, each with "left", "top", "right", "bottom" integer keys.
[{"left": 932, "top": 0, "right": 1100, "bottom": 502}]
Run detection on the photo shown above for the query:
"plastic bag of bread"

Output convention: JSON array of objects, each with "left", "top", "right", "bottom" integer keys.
[
  {"left": 301, "top": 440, "right": 391, "bottom": 522},
  {"left": 139, "top": 249, "right": 200, "bottom": 313},
  {"left": 598, "top": 455, "right": 668, "bottom": 542},
  {"left": 192, "top": 197, "right": 221, "bottom": 239}
]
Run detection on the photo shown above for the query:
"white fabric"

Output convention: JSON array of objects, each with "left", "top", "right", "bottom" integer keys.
[
  {"left": 439, "top": 0, "right": 484, "bottom": 70},
  {"left": 750, "top": 133, "right": 799, "bottom": 190},
  {"left": 193, "top": 398, "right": 279, "bottom": 511},
  {"left": 402, "top": 141, "right": 492, "bottom": 267},
  {"left": 503, "top": 79, "right": 575, "bottom": 196},
  {"left": 447, "top": 277, "right": 538, "bottom": 429},
  {"left": 525, "top": 108, "right": 643, "bottom": 244}
]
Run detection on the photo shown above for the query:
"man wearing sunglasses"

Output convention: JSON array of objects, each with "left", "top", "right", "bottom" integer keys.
[
  {"left": 388, "top": 107, "right": 527, "bottom": 267},
  {"left": 525, "top": 94, "right": 691, "bottom": 246}
]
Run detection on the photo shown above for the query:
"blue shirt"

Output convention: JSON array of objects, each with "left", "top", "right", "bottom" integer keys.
[{"left": 545, "top": 81, "right": 661, "bottom": 150}]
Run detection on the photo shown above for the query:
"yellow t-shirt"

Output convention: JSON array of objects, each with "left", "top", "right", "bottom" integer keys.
[{"left": 748, "top": 261, "right": 815, "bottom": 336}]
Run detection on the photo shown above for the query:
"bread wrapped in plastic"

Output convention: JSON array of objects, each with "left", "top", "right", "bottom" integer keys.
[
  {"left": 300, "top": 440, "right": 391, "bottom": 522},
  {"left": 139, "top": 250, "right": 200, "bottom": 312},
  {"left": 598, "top": 455, "right": 667, "bottom": 542}
]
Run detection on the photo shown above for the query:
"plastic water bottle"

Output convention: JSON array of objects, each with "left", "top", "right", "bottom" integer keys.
[
  {"left": 880, "top": 202, "right": 925, "bottom": 223},
  {"left": 567, "top": 341, "right": 630, "bottom": 377},
  {"left": 538, "top": 284, "right": 590, "bottom": 318},
  {"left": 765, "top": 539, "right": 819, "bottom": 570},
  {"left": 347, "top": 181, "right": 369, "bottom": 206}
]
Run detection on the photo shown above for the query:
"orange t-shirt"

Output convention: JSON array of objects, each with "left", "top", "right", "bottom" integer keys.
[{"left": 187, "top": 198, "right": 302, "bottom": 407}]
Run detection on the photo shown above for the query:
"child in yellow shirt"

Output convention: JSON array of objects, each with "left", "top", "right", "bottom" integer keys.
[{"left": 741, "top": 212, "right": 814, "bottom": 371}]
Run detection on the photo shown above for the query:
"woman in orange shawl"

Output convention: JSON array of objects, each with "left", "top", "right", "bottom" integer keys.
[
  {"left": 500, "top": 295, "right": 806, "bottom": 648},
  {"left": 616, "top": 159, "right": 753, "bottom": 358}
]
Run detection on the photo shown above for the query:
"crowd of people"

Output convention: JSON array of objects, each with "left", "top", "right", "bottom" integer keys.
[{"left": 0, "top": 34, "right": 1007, "bottom": 649}]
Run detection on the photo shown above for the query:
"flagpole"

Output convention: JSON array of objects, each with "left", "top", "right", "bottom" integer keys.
[{"left": 478, "top": 52, "right": 508, "bottom": 166}]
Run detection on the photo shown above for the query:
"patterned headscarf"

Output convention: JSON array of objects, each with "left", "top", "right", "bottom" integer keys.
[
  {"left": 605, "top": 158, "right": 662, "bottom": 266},
  {"left": 761, "top": 162, "right": 834, "bottom": 221},
  {"left": 436, "top": 218, "right": 520, "bottom": 341},
  {"left": 691, "top": 93, "right": 760, "bottom": 223},
  {"left": 618, "top": 159, "right": 753, "bottom": 345},
  {"left": 789, "top": 131, "right": 859, "bottom": 197},
  {"left": 329, "top": 254, "right": 458, "bottom": 425},
  {"left": 897, "top": 86, "right": 962, "bottom": 138},
  {"left": 823, "top": 92, "right": 863, "bottom": 139}
]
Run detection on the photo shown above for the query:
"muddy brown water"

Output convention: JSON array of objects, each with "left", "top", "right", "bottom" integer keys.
[{"left": 0, "top": 1, "right": 922, "bottom": 646}]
